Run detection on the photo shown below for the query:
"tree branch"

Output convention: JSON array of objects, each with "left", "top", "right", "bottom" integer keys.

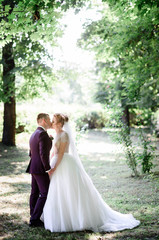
[{"left": 0, "top": 10, "right": 26, "bottom": 15}]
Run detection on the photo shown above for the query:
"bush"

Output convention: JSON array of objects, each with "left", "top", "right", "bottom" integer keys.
[
  {"left": 129, "top": 108, "right": 154, "bottom": 127},
  {"left": 136, "top": 131, "right": 155, "bottom": 174},
  {"left": 111, "top": 123, "right": 139, "bottom": 177},
  {"left": 75, "top": 111, "right": 109, "bottom": 131}
]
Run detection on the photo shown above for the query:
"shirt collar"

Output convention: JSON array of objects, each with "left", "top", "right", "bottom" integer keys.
[{"left": 38, "top": 125, "right": 47, "bottom": 131}]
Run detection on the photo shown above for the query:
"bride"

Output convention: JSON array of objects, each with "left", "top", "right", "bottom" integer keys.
[{"left": 41, "top": 113, "right": 140, "bottom": 232}]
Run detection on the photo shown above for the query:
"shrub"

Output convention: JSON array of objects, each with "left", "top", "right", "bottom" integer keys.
[
  {"left": 137, "top": 131, "right": 155, "bottom": 174},
  {"left": 129, "top": 108, "right": 154, "bottom": 127},
  {"left": 112, "top": 123, "right": 139, "bottom": 177},
  {"left": 75, "top": 111, "right": 109, "bottom": 131}
]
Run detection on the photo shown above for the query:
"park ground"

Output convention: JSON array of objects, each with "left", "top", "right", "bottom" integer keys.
[{"left": 0, "top": 129, "right": 159, "bottom": 240}]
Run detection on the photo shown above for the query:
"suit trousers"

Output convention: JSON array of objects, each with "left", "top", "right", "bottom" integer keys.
[{"left": 30, "top": 173, "right": 50, "bottom": 221}]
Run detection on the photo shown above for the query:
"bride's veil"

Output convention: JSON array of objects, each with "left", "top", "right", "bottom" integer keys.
[{"left": 62, "top": 122, "right": 85, "bottom": 172}]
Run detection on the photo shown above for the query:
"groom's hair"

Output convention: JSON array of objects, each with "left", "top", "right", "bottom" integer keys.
[{"left": 37, "top": 113, "right": 49, "bottom": 123}]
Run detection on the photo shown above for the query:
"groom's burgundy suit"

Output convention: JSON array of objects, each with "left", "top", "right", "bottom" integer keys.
[{"left": 26, "top": 127, "right": 52, "bottom": 223}]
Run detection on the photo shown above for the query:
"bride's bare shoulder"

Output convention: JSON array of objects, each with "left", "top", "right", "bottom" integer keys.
[{"left": 61, "top": 131, "right": 69, "bottom": 142}]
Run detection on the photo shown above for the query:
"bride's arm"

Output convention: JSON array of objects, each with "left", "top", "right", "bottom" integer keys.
[
  {"left": 50, "top": 149, "right": 54, "bottom": 159},
  {"left": 48, "top": 141, "right": 67, "bottom": 175}
]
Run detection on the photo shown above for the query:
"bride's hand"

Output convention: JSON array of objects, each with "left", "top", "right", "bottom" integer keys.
[{"left": 48, "top": 167, "right": 56, "bottom": 176}]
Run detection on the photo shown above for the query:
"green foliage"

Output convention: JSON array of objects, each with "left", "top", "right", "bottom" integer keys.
[
  {"left": 0, "top": 0, "right": 86, "bottom": 47},
  {"left": 0, "top": 0, "right": 88, "bottom": 145},
  {"left": 0, "top": 0, "right": 88, "bottom": 102},
  {"left": 55, "top": 63, "right": 84, "bottom": 104},
  {"left": 110, "top": 107, "right": 139, "bottom": 176},
  {"left": 79, "top": 0, "right": 159, "bottom": 126},
  {"left": 109, "top": 105, "right": 156, "bottom": 176},
  {"left": 129, "top": 108, "right": 154, "bottom": 127},
  {"left": 75, "top": 110, "right": 109, "bottom": 131},
  {"left": 137, "top": 131, "right": 155, "bottom": 173},
  {"left": 0, "top": 36, "right": 56, "bottom": 102},
  {"left": 102, "top": 0, "right": 159, "bottom": 13}
]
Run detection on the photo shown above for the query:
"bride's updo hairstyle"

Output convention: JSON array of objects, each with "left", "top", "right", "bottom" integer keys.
[{"left": 54, "top": 113, "right": 69, "bottom": 127}]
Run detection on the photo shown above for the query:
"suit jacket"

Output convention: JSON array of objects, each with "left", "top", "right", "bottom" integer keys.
[{"left": 26, "top": 127, "right": 52, "bottom": 174}]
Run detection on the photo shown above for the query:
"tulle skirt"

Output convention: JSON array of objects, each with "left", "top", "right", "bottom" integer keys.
[{"left": 41, "top": 153, "right": 140, "bottom": 232}]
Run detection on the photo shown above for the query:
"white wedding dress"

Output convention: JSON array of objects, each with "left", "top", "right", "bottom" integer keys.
[{"left": 41, "top": 126, "right": 140, "bottom": 232}]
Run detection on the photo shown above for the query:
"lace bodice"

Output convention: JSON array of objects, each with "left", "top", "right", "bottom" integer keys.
[{"left": 53, "top": 131, "right": 69, "bottom": 154}]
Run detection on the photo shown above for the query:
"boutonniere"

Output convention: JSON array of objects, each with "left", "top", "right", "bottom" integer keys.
[{"left": 49, "top": 135, "right": 54, "bottom": 140}]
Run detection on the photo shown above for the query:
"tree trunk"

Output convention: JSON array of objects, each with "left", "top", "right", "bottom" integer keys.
[
  {"left": 2, "top": 41, "right": 16, "bottom": 146},
  {"left": 122, "top": 105, "right": 130, "bottom": 127},
  {"left": 117, "top": 79, "right": 130, "bottom": 127}
]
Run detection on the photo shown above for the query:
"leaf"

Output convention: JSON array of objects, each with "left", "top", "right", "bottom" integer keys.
[
  {"left": 30, "top": 32, "right": 41, "bottom": 41},
  {"left": 5, "top": 5, "right": 11, "bottom": 12}
]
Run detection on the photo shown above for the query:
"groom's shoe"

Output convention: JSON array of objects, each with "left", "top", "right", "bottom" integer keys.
[{"left": 29, "top": 219, "right": 44, "bottom": 227}]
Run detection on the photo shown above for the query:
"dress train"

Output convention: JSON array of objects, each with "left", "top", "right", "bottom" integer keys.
[{"left": 41, "top": 153, "right": 140, "bottom": 232}]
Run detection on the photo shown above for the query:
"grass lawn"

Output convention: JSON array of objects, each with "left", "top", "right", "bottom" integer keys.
[{"left": 0, "top": 130, "right": 159, "bottom": 240}]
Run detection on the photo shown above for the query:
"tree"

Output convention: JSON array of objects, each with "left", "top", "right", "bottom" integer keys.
[
  {"left": 1, "top": 36, "right": 55, "bottom": 145},
  {"left": 2, "top": 41, "right": 16, "bottom": 145},
  {"left": 79, "top": 0, "right": 159, "bottom": 127},
  {"left": 0, "top": 0, "right": 86, "bottom": 145}
]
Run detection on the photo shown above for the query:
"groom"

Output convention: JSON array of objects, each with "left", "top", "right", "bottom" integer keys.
[{"left": 26, "top": 113, "right": 52, "bottom": 227}]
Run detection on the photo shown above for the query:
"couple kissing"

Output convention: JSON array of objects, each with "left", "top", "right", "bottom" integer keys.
[{"left": 26, "top": 112, "right": 140, "bottom": 232}]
